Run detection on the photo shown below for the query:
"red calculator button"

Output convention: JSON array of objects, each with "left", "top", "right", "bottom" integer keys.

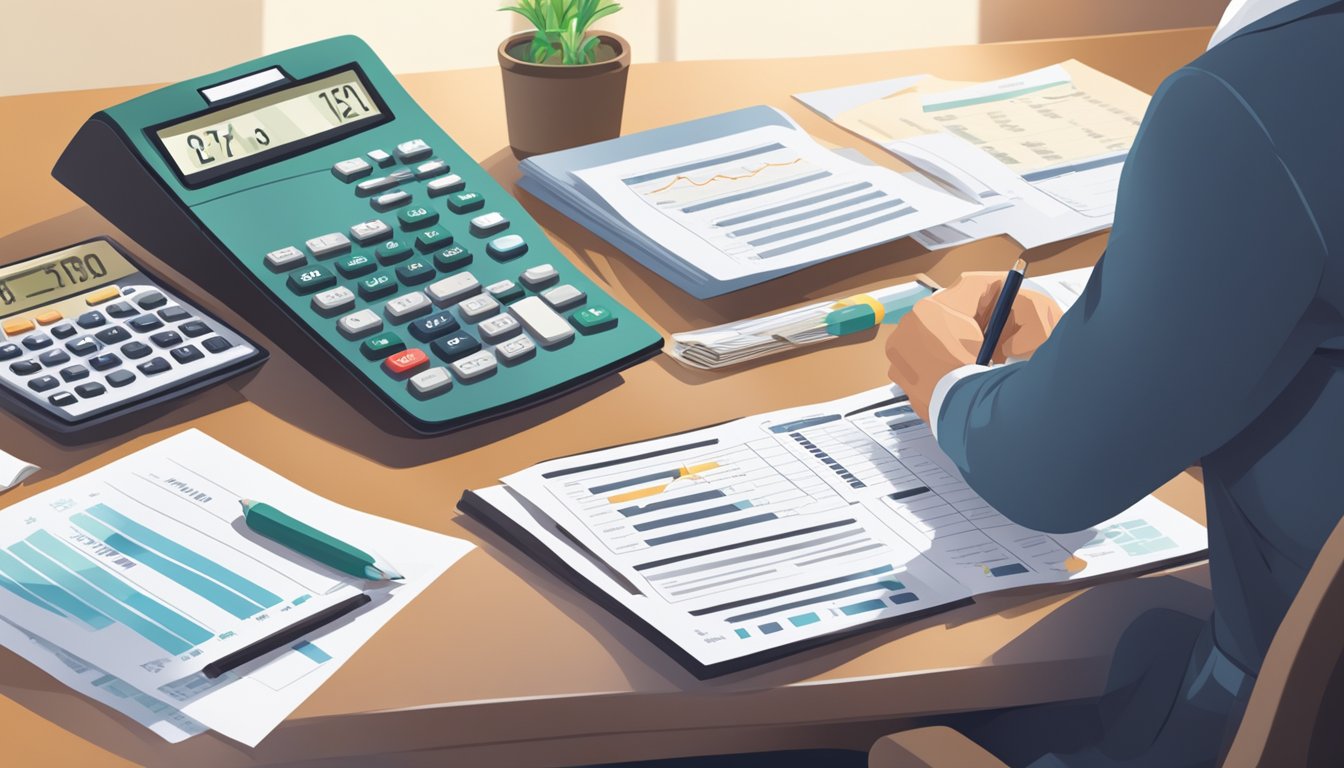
[{"left": 384, "top": 348, "right": 428, "bottom": 375}]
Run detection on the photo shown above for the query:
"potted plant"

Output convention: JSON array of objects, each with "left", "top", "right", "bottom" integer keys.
[{"left": 498, "top": 0, "right": 631, "bottom": 158}]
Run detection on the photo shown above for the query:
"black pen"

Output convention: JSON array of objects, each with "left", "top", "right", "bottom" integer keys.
[
  {"left": 201, "top": 593, "right": 371, "bottom": 679},
  {"left": 975, "top": 259, "right": 1028, "bottom": 366}
]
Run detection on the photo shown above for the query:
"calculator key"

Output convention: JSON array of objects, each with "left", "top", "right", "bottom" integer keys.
[
  {"left": 265, "top": 246, "right": 307, "bottom": 271},
  {"left": 433, "top": 245, "right": 472, "bottom": 272},
  {"left": 333, "top": 157, "right": 373, "bottom": 181},
  {"left": 542, "top": 284, "right": 586, "bottom": 310},
  {"left": 75, "top": 382, "right": 106, "bottom": 398},
  {"left": 76, "top": 311, "right": 106, "bottom": 328},
  {"left": 60, "top": 365, "right": 89, "bottom": 382},
  {"left": 496, "top": 335, "right": 536, "bottom": 364},
  {"left": 414, "top": 160, "right": 450, "bottom": 179},
  {"left": 121, "top": 341, "right": 152, "bottom": 359},
  {"left": 398, "top": 205, "right": 439, "bottom": 230},
  {"left": 171, "top": 345, "right": 204, "bottom": 364},
  {"left": 50, "top": 323, "right": 77, "bottom": 339},
  {"left": 137, "top": 357, "right": 171, "bottom": 376},
  {"left": 451, "top": 350, "right": 497, "bottom": 382},
  {"left": 361, "top": 332, "right": 405, "bottom": 359},
  {"left": 10, "top": 360, "right": 39, "bottom": 376},
  {"left": 408, "top": 311, "right": 460, "bottom": 342},
  {"left": 376, "top": 240, "right": 414, "bottom": 265},
  {"left": 135, "top": 291, "right": 168, "bottom": 310},
  {"left": 390, "top": 169, "right": 414, "bottom": 184},
  {"left": 180, "top": 321, "right": 212, "bottom": 338},
  {"left": 338, "top": 309, "right": 384, "bottom": 339},
  {"left": 367, "top": 149, "right": 393, "bottom": 167},
  {"left": 203, "top": 337, "right": 233, "bottom": 354},
  {"left": 28, "top": 375, "right": 58, "bottom": 393},
  {"left": 573, "top": 305, "right": 618, "bottom": 333},
  {"left": 395, "top": 139, "right": 431, "bottom": 162},
  {"left": 479, "top": 313, "right": 521, "bottom": 342},
  {"left": 336, "top": 253, "right": 377, "bottom": 279},
  {"left": 3, "top": 318, "right": 34, "bottom": 336},
  {"left": 430, "top": 331, "right": 481, "bottom": 363},
  {"left": 409, "top": 366, "right": 452, "bottom": 397},
  {"left": 350, "top": 219, "right": 392, "bottom": 244},
  {"left": 158, "top": 306, "right": 192, "bottom": 323},
  {"left": 95, "top": 326, "right": 132, "bottom": 345},
  {"left": 22, "top": 334, "right": 53, "bottom": 350},
  {"left": 105, "top": 301, "right": 137, "bottom": 319},
  {"left": 485, "top": 279, "right": 524, "bottom": 303},
  {"left": 150, "top": 331, "right": 183, "bottom": 348},
  {"left": 287, "top": 267, "right": 337, "bottom": 295},
  {"left": 458, "top": 294, "right": 500, "bottom": 322},
  {"left": 39, "top": 349, "right": 70, "bottom": 367},
  {"left": 469, "top": 212, "right": 509, "bottom": 236},
  {"left": 373, "top": 190, "right": 412, "bottom": 211},
  {"left": 107, "top": 369, "right": 136, "bottom": 388},
  {"left": 358, "top": 273, "right": 397, "bottom": 300},
  {"left": 356, "top": 176, "right": 398, "bottom": 196},
  {"left": 447, "top": 191, "right": 484, "bottom": 214},
  {"left": 426, "top": 273, "right": 480, "bottom": 306},
  {"left": 384, "top": 348, "right": 429, "bottom": 376},
  {"left": 304, "top": 233, "right": 352, "bottom": 258},
  {"left": 415, "top": 228, "right": 453, "bottom": 251},
  {"left": 384, "top": 292, "right": 431, "bottom": 322},
  {"left": 509, "top": 296, "right": 574, "bottom": 348},
  {"left": 488, "top": 234, "right": 528, "bottom": 261},
  {"left": 0, "top": 343, "right": 19, "bottom": 360},
  {"left": 84, "top": 286, "right": 121, "bottom": 305},
  {"left": 129, "top": 315, "right": 164, "bottom": 332},
  {"left": 89, "top": 353, "right": 120, "bottom": 371},
  {"left": 35, "top": 310, "right": 62, "bottom": 326},
  {"left": 396, "top": 260, "right": 435, "bottom": 285},
  {"left": 311, "top": 286, "right": 355, "bottom": 316},
  {"left": 48, "top": 391, "right": 77, "bottom": 407},
  {"left": 426, "top": 174, "right": 465, "bottom": 196}
]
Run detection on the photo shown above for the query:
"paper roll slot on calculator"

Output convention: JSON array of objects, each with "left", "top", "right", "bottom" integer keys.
[{"left": 0, "top": 238, "right": 266, "bottom": 432}]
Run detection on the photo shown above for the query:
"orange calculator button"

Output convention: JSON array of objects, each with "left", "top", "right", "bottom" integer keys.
[
  {"left": 85, "top": 286, "right": 121, "bottom": 305},
  {"left": 35, "top": 310, "right": 63, "bottom": 325},
  {"left": 384, "top": 348, "right": 428, "bottom": 375},
  {"left": 2, "top": 319, "right": 35, "bottom": 336}
]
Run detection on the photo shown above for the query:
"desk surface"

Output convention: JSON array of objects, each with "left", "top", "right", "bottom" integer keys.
[{"left": 0, "top": 26, "right": 1215, "bottom": 768}]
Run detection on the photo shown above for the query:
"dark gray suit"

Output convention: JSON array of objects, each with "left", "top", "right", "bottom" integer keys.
[{"left": 934, "top": 2, "right": 1344, "bottom": 764}]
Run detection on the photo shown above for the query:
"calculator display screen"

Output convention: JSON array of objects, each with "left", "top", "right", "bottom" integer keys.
[
  {"left": 0, "top": 241, "right": 137, "bottom": 318},
  {"left": 155, "top": 69, "right": 385, "bottom": 180}
]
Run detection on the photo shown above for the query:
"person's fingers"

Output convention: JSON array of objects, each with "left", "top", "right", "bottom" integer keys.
[
  {"left": 929, "top": 272, "right": 1002, "bottom": 318},
  {"left": 912, "top": 299, "right": 984, "bottom": 360},
  {"left": 999, "top": 289, "right": 1062, "bottom": 360}
]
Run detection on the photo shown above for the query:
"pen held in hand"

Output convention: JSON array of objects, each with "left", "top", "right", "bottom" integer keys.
[
  {"left": 976, "top": 259, "right": 1028, "bottom": 366},
  {"left": 240, "top": 499, "right": 403, "bottom": 582}
]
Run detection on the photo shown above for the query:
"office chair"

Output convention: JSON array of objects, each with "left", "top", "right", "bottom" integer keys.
[{"left": 867, "top": 511, "right": 1344, "bottom": 768}]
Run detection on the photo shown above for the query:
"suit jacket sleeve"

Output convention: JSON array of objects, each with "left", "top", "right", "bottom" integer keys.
[{"left": 933, "top": 67, "right": 1327, "bottom": 534}]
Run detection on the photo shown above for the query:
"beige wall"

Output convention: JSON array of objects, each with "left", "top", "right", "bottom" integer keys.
[{"left": 0, "top": 1, "right": 1226, "bottom": 97}]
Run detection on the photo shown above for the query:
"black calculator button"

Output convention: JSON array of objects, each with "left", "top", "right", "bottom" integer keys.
[
  {"left": 129, "top": 315, "right": 165, "bottom": 332},
  {"left": 107, "top": 369, "right": 136, "bottom": 388},
  {"left": 170, "top": 345, "right": 204, "bottom": 364},
  {"left": 415, "top": 228, "right": 453, "bottom": 252},
  {"left": 66, "top": 337, "right": 100, "bottom": 357},
  {"left": 38, "top": 349, "right": 71, "bottom": 367},
  {"left": 48, "top": 392, "right": 77, "bottom": 407},
  {"left": 396, "top": 260, "right": 435, "bottom": 286},
  {"left": 336, "top": 253, "right": 377, "bottom": 277},
  {"left": 74, "top": 382, "right": 106, "bottom": 398},
  {"left": 202, "top": 337, "right": 234, "bottom": 354},
  {"left": 10, "top": 360, "right": 40, "bottom": 376},
  {"left": 150, "top": 331, "right": 183, "bottom": 348},
  {"left": 433, "top": 246, "right": 473, "bottom": 273},
  {"left": 430, "top": 331, "right": 481, "bottom": 363},
  {"left": 0, "top": 343, "right": 19, "bottom": 360},
  {"left": 77, "top": 311, "right": 106, "bottom": 328},
  {"left": 135, "top": 291, "right": 168, "bottom": 310},
  {"left": 137, "top": 357, "right": 171, "bottom": 376},
  {"left": 158, "top": 306, "right": 192, "bottom": 323},
  {"left": 28, "top": 375, "right": 58, "bottom": 392},
  {"left": 89, "top": 353, "right": 121, "bottom": 371},
  {"left": 121, "top": 341, "right": 152, "bottom": 359},
  {"left": 60, "top": 365, "right": 89, "bottom": 382},
  {"left": 21, "top": 334, "right": 52, "bottom": 350},
  {"left": 375, "top": 240, "right": 413, "bottom": 265},
  {"left": 95, "top": 326, "right": 132, "bottom": 345},
  {"left": 180, "top": 321, "right": 211, "bottom": 338},
  {"left": 50, "top": 323, "right": 77, "bottom": 339},
  {"left": 105, "top": 301, "right": 138, "bottom": 319},
  {"left": 409, "top": 311, "right": 460, "bottom": 342},
  {"left": 287, "top": 267, "right": 337, "bottom": 295},
  {"left": 358, "top": 273, "right": 397, "bottom": 300}
]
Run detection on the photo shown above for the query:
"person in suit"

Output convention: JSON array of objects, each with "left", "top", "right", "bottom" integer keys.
[{"left": 886, "top": 1, "right": 1343, "bottom": 765}]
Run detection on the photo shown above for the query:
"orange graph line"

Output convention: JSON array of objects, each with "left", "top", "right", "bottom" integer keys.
[{"left": 646, "top": 158, "right": 804, "bottom": 194}]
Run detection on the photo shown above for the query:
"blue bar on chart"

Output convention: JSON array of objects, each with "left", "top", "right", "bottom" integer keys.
[
  {"left": 990, "top": 563, "right": 1029, "bottom": 577},
  {"left": 0, "top": 548, "right": 111, "bottom": 628},
  {"left": 644, "top": 513, "right": 778, "bottom": 547},
  {"left": 789, "top": 612, "right": 821, "bottom": 627},
  {"left": 619, "top": 489, "right": 726, "bottom": 517},
  {"left": 889, "top": 592, "right": 920, "bottom": 605},
  {"left": 632, "top": 501, "right": 754, "bottom": 532},
  {"left": 787, "top": 432, "right": 866, "bottom": 490},
  {"left": 589, "top": 468, "right": 682, "bottom": 495},
  {"left": 0, "top": 569, "right": 65, "bottom": 618},
  {"left": 840, "top": 599, "right": 887, "bottom": 616},
  {"left": 293, "top": 641, "right": 332, "bottom": 664},
  {"left": 758, "top": 622, "right": 783, "bottom": 634}
]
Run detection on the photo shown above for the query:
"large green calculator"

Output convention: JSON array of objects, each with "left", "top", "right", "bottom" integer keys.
[{"left": 53, "top": 36, "right": 661, "bottom": 434}]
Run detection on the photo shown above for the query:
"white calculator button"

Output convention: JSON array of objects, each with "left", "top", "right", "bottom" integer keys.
[
  {"left": 338, "top": 309, "right": 383, "bottom": 339},
  {"left": 486, "top": 279, "right": 518, "bottom": 298},
  {"left": 409, "top": 366, "right": 452, "bottom": 396},
  {"left": 373, "top": 191, "right": 412, "bottom": 211},
  {"left": 479, "top": 313, "right": 521, "bottom": 342},
  {"left": 305, "top": 233, "right": 351, "bottom": 258},
  {"left": 349, "top": 219, "right": 392, "bottom": 244},
  {"left": 312, "top": 286, "right": 355, "bottom": 315},
  {"left": 509, "top": 296, "right": 574, "bottom": 347},
  {"left": 469, "top": 212, "right": 509, "bottom": 236},
  {"left": 458, "top": 294, "right": 500, "bottom": 322},
  {"left": 495, "top": 335, "right": 536, "bottom": 363},
  {"left": 367, "top": 149, "right": 394, "bottom": 167},
  {"left": 520, "top": 263, "right": 558, "bottom": 287},
  {"left": 395, "top": 139, "right": 432, "bottom": 162},
  {"left": 541, "top": 284, "right": 586, "bottom": 310},
  {"left": 450, "top": 350, "right": 497, "bottom": 381},
  {"left": 333, "top": 157, "right": 372, "bottom": 181},
  {"left": 426, "top": 174, "right": 465, "bottom": 196},
  {"left": 415, "top": 160, "right": 450, "bottom": 179},
  {"left": 384, "top": 292, "right": 431, "bottom": 321},
  {"left": 427, "top": 273, "right": 481, "bottom": 306},
  {"left": 264, "top": 246, "right": 306, "bottom": 271},
  {"left": 356, "top": 176, "right": 397, "bottom": 194},
  {"left": 486, "top": 234, "right": 527, "bottom": 260}
]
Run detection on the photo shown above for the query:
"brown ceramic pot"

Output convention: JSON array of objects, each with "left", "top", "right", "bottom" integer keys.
[{"left": 498, "top": 31, "right": 631, "bottom": 159}]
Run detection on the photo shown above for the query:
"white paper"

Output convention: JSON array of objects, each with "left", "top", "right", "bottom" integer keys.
[
  {"left": 0, "top": 448, "right": 38, "bottom": 492},
  {"left": 793, "top": 74, "right": 928, "bottom": 120}
]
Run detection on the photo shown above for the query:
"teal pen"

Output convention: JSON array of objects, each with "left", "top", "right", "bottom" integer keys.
[{"left": 240, "top": 499, "right": 403, "bottom": 581}]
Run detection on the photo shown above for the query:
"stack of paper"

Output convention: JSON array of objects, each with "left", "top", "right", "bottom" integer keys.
[
  {"left": 519, "top": 106, "right": 979, "bottom": 298},
  {"left": 0, "top": 430, "right": 472, "bottom": 745}
]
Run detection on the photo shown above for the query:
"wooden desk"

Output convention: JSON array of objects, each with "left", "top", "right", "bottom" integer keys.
[{"left": 0, "top": 27, "right": 1215, "bottom": 767}]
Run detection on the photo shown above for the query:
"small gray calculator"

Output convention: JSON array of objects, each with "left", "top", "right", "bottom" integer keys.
[{"left": 0, "top": 237, "right": 266, "bottom": 433}]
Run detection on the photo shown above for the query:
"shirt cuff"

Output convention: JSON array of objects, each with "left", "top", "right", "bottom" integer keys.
[{"left": 928, "top": 364, "right": 992, "bottom": 440}]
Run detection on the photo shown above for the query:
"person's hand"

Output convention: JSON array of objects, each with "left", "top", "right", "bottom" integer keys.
[{"left": 886, "top": 271, "right": 1062, "bottom": 422}]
